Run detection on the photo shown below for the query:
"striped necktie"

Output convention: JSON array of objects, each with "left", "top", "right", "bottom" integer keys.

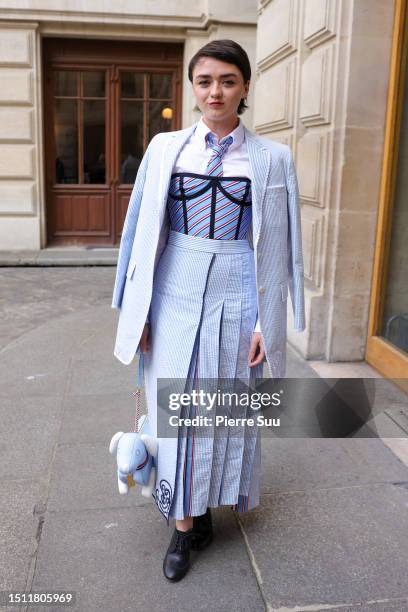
[{"left": 205, "top": 132, "right": 233, "bottom": 176}]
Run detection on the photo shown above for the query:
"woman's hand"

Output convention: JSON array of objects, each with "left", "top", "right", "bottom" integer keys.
[
  {"left": 139, "top": 323, "right": 150, "bottom": 353},
  {"left": 248, "top": 332, "right": 265, "bottom": 367}
]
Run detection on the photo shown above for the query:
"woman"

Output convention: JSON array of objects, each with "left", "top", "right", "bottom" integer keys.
[{"left": 111, "top": 39, "right": 306, "bottom": 582}]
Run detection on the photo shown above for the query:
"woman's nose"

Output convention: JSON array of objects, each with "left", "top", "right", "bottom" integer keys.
[{"left": 210, "top": 82, "right": 222, "bottom": 97}]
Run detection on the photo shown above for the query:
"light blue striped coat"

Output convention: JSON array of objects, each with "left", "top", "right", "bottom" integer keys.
[{"left": 111, "top": 121, "right": 306, "bottom": 379}]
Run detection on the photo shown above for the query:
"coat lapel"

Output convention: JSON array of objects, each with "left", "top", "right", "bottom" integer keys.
[
  {"left": 157, "top": 122, "right": 198, "bottom": 226},
  {"left": 244, "top": 126, "right": 271, "bottom": 248}
]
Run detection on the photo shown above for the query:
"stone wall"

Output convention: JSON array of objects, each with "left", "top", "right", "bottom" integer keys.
[
  {"left": 253, "top": 0, "right": 395, "bottom": 362},
  {"left": 0, "top": 22, "right": 43, "bottom": 249}
]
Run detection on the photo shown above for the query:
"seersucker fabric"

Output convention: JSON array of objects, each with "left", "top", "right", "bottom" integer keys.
[
  {"left": 142, "top": 121, "right": 264, "bottom": 521},
  {"left": 145, "top": 229, "right": 263, "bottom": 520},
  {"left": 111, "top": 118, "right": 307, "bottom": 523}
]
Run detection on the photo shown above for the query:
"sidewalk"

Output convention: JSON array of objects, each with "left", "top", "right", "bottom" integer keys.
[
  {"left": 0, "top": 248, "right": 118, "bottom": 267},
  {"left": 1, "top": 266, "right": 408, "bottom": 612}
]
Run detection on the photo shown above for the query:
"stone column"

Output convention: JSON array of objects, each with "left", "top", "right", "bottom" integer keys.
[{"left": 0, "top": 22, "right": 43, "bottom": 249}]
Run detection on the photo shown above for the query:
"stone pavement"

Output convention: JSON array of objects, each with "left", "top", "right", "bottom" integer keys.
[{"left": 1, "top": 267, "right": 408, "bottom": 612}]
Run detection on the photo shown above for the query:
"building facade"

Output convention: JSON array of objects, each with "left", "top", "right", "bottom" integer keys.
[
  {"left": 254, "top": 0, "right": 406, "bottom": 380},
  {"left": 0, "top": 0, "right": 407, "bottom": 378},
  {"left": 0, "top": 0, "right": 258, "bottom": 250}
]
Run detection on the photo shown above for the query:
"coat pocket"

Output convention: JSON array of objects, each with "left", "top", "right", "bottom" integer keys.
[
  {"left": 126, "top": 260, "right": 137, "bottom": 280},
  {"left": 280, "top": 281, "right": 288, "bottom": 301},
  {"left": 264, "top": 185, "right": 287, "bottom": 227}
]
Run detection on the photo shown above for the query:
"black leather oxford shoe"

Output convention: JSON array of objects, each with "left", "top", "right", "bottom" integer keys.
[
  {"left": 191, "top": 508, "right": 213, "bottom": 551},
  {"left": 163, "top": 527, "right": 195, "bottom": 582}
]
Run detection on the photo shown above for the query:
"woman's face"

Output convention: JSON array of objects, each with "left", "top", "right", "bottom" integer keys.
[{"left": 192, "top": 56, "right": 250, "bottom": 123}]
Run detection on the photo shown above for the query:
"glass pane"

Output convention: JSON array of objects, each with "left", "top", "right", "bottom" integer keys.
[
  {"left": 121, "top": 101, "right": 144, "bottom": 184},
  {"left": 55, "top": 99, "right": 78, "bottom": 184},
  {"left": 121, "top": 72, "right": 144, "bottom": 98},
  {"left": 380, "top": 58, "right": 408, "bottom": 355},
  {"left": 149, "top": 73, "right": 172, "bottom": 99},
  {"left": 83, "top": 100, "right": 106, "bottom": 184},
  {"left": 83, "top": 71, "right": 105, "bottom": 98},
  {"left": 54, "top": 70, "right": 78, "bottom": 97},
  {"left": 149, "top": 101, "right": 173, "bottom": 141}
]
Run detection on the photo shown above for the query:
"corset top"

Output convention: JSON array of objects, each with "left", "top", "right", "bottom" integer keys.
[{"left": 167, "top": 172, "right": 252, "bottom": 240}]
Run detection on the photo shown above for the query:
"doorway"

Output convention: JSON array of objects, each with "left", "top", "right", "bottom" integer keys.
[
  {"left": 366, "top": 0, "right": 408, "bottom": 383},
  {"left": 43, "top": 38, "right": 183, "bottom": 245}
]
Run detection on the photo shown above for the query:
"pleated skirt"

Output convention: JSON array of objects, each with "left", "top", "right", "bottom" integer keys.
[{"left": 145, "top": 229, "right": 263, "bottom": 520}]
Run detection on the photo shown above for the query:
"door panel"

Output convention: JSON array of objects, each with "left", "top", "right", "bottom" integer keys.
[
  {"left": 120, "top": 99, "right": 144, "bottom": 184},
  {"left": 114, "top": 67, "right": 177, "bottom": 240},
  {"left": 55, "top": 98, "right": 79, "bottom": 184},
  {"left": 83, "top": 99, "right": 106, "bottom": 184}
]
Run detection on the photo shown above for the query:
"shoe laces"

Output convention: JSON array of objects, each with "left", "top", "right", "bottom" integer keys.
[{"left": 174, "top": 529, "right": 193, "bottom": 552}]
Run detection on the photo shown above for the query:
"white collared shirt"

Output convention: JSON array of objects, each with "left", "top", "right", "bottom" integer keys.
[
  {"left": 169, "top": 115, "right": 261, "bottom": 334},
  {"left": 173, "top": 115, "right": 251, "bottom": 177}
]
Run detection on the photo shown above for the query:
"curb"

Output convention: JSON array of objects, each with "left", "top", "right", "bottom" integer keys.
[{"left": 0, "top": 249, "right": 118, "bottom": 266}]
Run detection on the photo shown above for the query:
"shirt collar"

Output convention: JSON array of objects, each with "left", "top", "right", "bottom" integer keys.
[{"left": 194, "top": 116, "right": 245, "bottom": 153}]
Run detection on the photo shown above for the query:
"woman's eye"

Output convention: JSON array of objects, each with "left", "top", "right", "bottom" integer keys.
[{"left": 197, "top": 80, "right": 235, "bottom": 86}]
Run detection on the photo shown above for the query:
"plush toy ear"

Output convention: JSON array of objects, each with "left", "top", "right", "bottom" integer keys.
[
  {"left": 109, "top": 431, "right": 125, "bottom": 455},
  {"left": 141, "top": 434, "right": 158, "bottom": 457}
]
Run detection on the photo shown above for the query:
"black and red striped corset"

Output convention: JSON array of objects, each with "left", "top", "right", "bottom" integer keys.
[{"left": 167, "top": 172, "right": 252, "bottom": 240}]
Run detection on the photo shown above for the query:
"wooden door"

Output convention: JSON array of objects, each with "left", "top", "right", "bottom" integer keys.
[
  {"left": 43, "top": 38, "right": 182, "bottom": 246},
  {"left": 366, "top": 0, "right": 408, "bottom": 387}
]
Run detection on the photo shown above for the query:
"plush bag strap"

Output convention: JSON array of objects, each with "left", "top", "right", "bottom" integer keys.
[{"left": 132, "top": 352, "right": 145, "bottom": 433}]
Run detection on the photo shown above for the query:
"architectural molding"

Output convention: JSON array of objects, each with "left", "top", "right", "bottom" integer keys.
[
  {"left": 254, "top": 57, "right": 296, "bottom": 132},
  {"left": 297, "top": 130, "right": 331, "bottom": 208},
  {"left": 303, "top": 0, "right": 337, "bottom": 49},
  {"left": 256, "top": 0, "right": 297, "bottom": 70},
  {"left": 299, "top": 44, "right": 334, "bottom": 127},
  {"left": 0, "top": 182, "right": 36, "bottom": 215},
  {"left": 0, "top": 144, "right": 35, "bottom": 180},
  {"left": 0, "top": 107, "right": 34, "bottom": 142}
]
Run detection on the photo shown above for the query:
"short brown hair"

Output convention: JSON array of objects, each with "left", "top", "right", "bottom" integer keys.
[{"left": 188, "top": 39, "right": 251, "bottom": 115}]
